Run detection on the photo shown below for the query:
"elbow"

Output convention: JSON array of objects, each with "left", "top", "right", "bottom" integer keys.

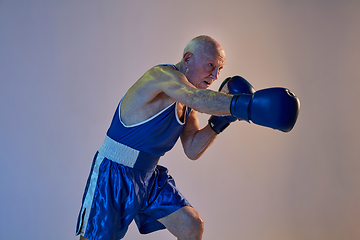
[
  {"left": 185, "top": 151, "right": 202, "bottom": 161},
  {"left": 188, "top": 155, "right": 201, "bottom": 161}
]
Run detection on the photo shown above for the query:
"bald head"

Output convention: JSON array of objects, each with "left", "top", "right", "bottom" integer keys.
[
  {"left": 176, "top": 35, "right": 226, "bottom": 89},
  {"left": 183, "top": 35, "right": 225, "bottom": 63}
]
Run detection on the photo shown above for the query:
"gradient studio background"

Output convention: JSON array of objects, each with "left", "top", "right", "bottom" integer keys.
[{"left": 1, "top": 1, "right": 359, "bottom": 239}]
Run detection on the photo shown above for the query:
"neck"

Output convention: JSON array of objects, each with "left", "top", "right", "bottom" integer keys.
[{"left": 175, "top": 62, "right": 187, "bottom": 75}]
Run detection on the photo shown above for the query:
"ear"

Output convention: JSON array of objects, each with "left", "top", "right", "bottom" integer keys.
[{"left": 183, "top": 52, "right": 193, "bottom": 68}]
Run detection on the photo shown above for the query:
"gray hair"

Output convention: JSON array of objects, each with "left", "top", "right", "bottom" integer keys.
[{"left": 183, "top": 35, "right": 221, "bottom": 58}]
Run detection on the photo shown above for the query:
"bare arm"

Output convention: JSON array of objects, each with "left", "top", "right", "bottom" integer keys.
[
  {"left": 122, "top": 65, "right": 230, "bottom": 159},
  {"left": 154, "top": 66, "right": 227, "bottom": 159},
  {"left": 121, "top": 65, "right": 233, "bottom": 125},
  {"left": 155, "top": 66, "right": 233, "bottom": 116},
  {"left": 180, "top": 110, "right": 218, "bottom": 160},
  {"left": 122, "top": 64, "right": 234, "bottom": 129}
]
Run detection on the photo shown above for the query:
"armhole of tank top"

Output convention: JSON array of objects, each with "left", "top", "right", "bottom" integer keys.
[
  {"left": 175, "top": 101, "right": 188, "bottom": 126},
  {"left": 119, "top": 98, "right": 177, "bottom": 128},
  {"left": 118, "top": 64, "right": 179, "bottom": 128}
]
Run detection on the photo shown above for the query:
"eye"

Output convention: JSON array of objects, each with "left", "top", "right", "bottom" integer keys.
[{"left": 207, "top": 63, "right": 214, "bottom": 69}]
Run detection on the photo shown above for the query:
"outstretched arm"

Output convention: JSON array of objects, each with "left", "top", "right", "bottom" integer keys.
[
  {"left": 121, "top": 65, "right": 233, "bottom": 125},
  {"left": 155, "top": 66, "right": 233, "bottom": 116}
]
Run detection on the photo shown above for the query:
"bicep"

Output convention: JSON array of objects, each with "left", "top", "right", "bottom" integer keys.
[
  {"left": 180, "top": 110, "right": 201, "bottom": 153},
  {"left": 158, "top": 69, "right": 232, "bottom": 115},
  {"left": 180, "top": 110, "right": 218, "bottom": 160},
  {"left": 181, "top": 110, "right": 201, "bottom": 143},
  {"left": 131, "top": 65, "right": 231, "bottom": 115},
  {"left": 158, "top": 69, "right": 200, "bottom": 105}
]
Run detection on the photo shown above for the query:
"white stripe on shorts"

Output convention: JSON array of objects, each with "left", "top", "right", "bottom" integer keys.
[{"left": 77, "top": 153, "right": 104, "bottom": 236}]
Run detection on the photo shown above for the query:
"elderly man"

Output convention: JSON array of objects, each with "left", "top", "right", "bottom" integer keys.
[{"left": 76, "top": 35, "right": 299, "bottom": 240}]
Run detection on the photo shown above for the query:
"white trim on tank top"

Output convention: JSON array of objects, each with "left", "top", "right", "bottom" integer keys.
[{"left": 118, "top": 98, "right": 186, "bottom": 128}]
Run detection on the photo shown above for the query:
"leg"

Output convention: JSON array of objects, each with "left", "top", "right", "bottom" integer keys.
[
  {"left": 158, "top": 206, "right": 204, "bottom": 240},
  {"left": 79, "top": 235, "right": 90, "bottom": 240}
]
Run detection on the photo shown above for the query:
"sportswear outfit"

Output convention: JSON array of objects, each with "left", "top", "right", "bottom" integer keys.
[{"left": 76, "top": 65, "right": 193, "bottom": 240}]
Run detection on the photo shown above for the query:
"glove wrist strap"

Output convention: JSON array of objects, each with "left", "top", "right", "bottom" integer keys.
[
  {"left": 208, "top": 116, "right": 230, "bottom": 134},
  {"left": 230, "top": 94, "right": 252, "bottom": 122}
]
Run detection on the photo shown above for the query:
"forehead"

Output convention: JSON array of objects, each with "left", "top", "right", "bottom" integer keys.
[
  {"left": 198, "top": 41, "right": 225, "bottom": 63},
  {"left": 202, "top": 50, "right": 226, "bottom": 66}
]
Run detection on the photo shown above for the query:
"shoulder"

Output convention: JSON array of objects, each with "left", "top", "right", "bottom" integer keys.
[
  {"left": 123, "top": 64, "right": 186, "bottom": 104},
  {"left": 144, "top": 65, "right": 184, "bottom": 82},
  {"left": 134, "top": 65, "right": 191, "bottom": 96},
  {"left": 120, "top": 65, "right": 180, "bottom": 124}
]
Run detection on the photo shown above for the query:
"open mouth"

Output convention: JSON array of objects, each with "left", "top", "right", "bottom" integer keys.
[
  {"left": 203, "top": 80, "right": 212, "bottom": 85},
  {"left": 196, "top": 79, "right": 212, "bottom": 89}
]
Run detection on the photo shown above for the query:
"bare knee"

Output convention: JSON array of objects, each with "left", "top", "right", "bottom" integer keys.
[
  {"left": 160, "top": 206, "right": 204, "bottom": 239},
  {"left": 187, "top": 213, "right": 204, "bottom": 238}
]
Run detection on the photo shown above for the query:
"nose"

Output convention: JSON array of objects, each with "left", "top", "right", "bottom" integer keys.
[{"left": 211, "top": 67, "right": 220, "bottom": 80}]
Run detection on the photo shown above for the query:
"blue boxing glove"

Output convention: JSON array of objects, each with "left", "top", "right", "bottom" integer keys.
[
  {"left": 219, "top": 75, "right": 255, "bottom": 95},
  {"left": 230, "top": 87, "right": 300, "bottom": 132},
  {"left": 209, "top": 76, "right": 255, "bottom": 134}
]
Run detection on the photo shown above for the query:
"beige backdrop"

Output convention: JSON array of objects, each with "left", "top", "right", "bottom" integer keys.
[{"left": 1, "top": 0, "right": 359, "bottom": 239}]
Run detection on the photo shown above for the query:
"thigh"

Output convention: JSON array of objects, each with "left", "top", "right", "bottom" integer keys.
[{"left": 134, "top": 166, "right": 192, "bottom": 234}]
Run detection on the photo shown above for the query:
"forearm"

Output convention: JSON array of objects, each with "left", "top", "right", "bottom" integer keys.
[
  {"left": 158, "top": 69, "right": 233, "bottom": 116},
  {"left": 185, "top": 90, "right": 232, "bottom": 116}
]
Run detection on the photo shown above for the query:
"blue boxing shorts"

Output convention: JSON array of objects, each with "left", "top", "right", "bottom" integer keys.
[{"left": 76, "top": 137, "right": 191, "bottom": 240}]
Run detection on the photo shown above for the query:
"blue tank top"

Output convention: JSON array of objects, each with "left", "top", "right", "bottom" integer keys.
[{"left": 106, "top": 65, "right": 192, "bottom": 157}]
